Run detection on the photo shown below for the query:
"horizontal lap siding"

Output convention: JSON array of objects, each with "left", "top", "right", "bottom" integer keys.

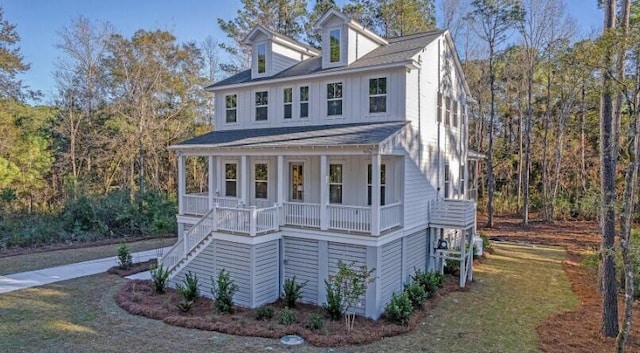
[
  {"left": 215, "top": 240, "right": 252, "bottom": 307},
  {"left": 170, "top": 242, "right": 216, "bottom": 296},
  {"left": 380, "top": 239, "right": 402, "bottom": 306},
  {"left": 328, "top": 242, "right": 367, "bottom": 315},
  {"left": 254, "top": 240, "right": 279, "bottom": 306},
  {"left": 284, "top": 237, "right": 319, "bottom": 304},
  {"left": 406, "top": 230, "right": 427, "bottom": 280}
]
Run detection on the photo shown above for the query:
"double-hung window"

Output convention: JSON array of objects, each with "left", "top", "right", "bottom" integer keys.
[
  {"left": 367, "top": 164, "right": 386, "bottom": 205},
  {"left": 299, "top": 86, "right": 309, "bottom": 118},
  {"left": 225, "top": 94, "right": 237, "bottom": 123},
  {"left": 329, "top": 164, "right": 342, "bottom": 204},
  {"left": 327, "top": 82, "right": 342, "bottom": 116},
  {"left": 283, "top": 88, "right": 292, "bottom": 119},
  {"left": 369, "top": 77, "right": 387, "bottom": 113},
  {"left": 444, "top": 163, "right": 450, "bottom": 198},
  {"left": 453, "top": 101, "right": 458, "bottom": 127},
  {"left": 445, "top": 97, "right": 451, "bottom": 125},
  {"left": 459, "top": 165, "right": 465, "bottom": 196},
  {"left": 255, "top": 91, "right": 268, "bottom": 121},
  {"left": 329, "top": 29, "right": 341, "bottom": 63},
  {"left": 255, "top": 163, "right": 268, "bottom": 199},
  {"left": 257, "top": 43, "right": 266, "bottom": 74},
  {"left": 225, "top": 163, "right": 237, "bottom": 197}
]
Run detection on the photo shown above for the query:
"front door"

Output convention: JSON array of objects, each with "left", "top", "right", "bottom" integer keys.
[{"left": 290, "top": 163, "right": 304, "bottom": 202}]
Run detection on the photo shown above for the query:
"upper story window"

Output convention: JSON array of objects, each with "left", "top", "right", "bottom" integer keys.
[
  {"left": 367, "top": 164, "right": 386, "bottom": 206},
  {"left": 225, "top": 163, "right": 237, "bottom": 197},
  {"left": 257, "top": 43, "right": 266, "bottom": 74},
  {"left": 300, "top": 86, "right": 309, "bottom": 118},
  {"left": 452, "top": 101, "right": 458, "bottom": 127},
  {"left": 445, "top": 97, "right": 452, "bottom": 125},
  {"left": 225, "top": 94, "right": 237, "bottom": 123},
  {"left": 329, "top": 29, "right": 341, "bottom": 63},
  {"left": 369, "top": 77, "right": 387, "bottom": 113},
  {"left": 255, "top": 91, "right": 268, "bottom": 121},
  {"left": 255, "top": 163, "right": 268, "bottom": 199},
  {"left": 437, "top": 91, "right": 443, "bottom": 123},
  {"left": 327, "top": 82, "right": 343, "bottom": 116},
  {"left": 283, "top": 88, "right": 293, "bottom": 119},
  {"left": 459, "top": 165, "right": 465, "bottom": 196},
  {"left": 329, "top": 164, "right": 343, "bottom": 203},
  {"left": 444, "top": 163, "right": 450, "bottom": 198}
]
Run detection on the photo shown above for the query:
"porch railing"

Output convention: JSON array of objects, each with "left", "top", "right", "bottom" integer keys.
[
  {"left": 183, "top": 194, "right": 208, "bottom": 215},
  {"left": 283, "top": 202, "right": 321, "bottom": 228},
  {"left": 256, "top": 205, "right": 280, "bottom": 234},
  {"left": 216, "top": 206, "right": 251, "bottom": 234},
  {"left": 328, "top": 204, "right": 371, "bottom": 233},
  {"left": 430, "top": 199, "right": 476, "bottom": 228},
  {"left": 161, "top": 208, "right": 215, "bottom": 272},
  {"left": 380, "top": 202, "right": 402, "bottom": 232}
]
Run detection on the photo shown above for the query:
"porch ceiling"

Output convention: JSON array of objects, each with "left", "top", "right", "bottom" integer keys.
[{"left": 170, "top": 121, "right": 408, "bottom": 152}]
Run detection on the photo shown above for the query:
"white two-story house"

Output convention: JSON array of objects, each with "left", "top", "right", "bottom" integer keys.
[{"left": 161, "top": 9, "right": 477, "bottom": 319}]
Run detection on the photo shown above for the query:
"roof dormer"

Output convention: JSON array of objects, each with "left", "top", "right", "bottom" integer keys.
[
  {"left": 244, "top": 25, "right": 320, "bottom": 79},
  {"left": 313, "top": 9, "right": 387, "bottom": 69}
]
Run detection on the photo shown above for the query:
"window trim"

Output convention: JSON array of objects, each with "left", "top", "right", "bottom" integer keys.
[
  {"left": 329, "top": 28, "right": 341, "bottom": 64},
  {"left": 224, "top": 162, "right": 238, "bottom": 198},
  {"left": 225, "top": 94, "right": 237, "bottom": 124},
  {"left": 299, "top": 85, "right": 309, "bottom": 119},
  {"left": 283, "top": 87, "right": 293, "bottom": 120},
  {"left": 368, "top": 77, "right": 388, "bottom": 114},
  {"left": 329, "top": 163, "right": 343, "bottom": 204},
  {"left": 255, "top": 90, "right": 269, "bottom": 121},
  {"left": 326, "top": 82, "right": 343, "bottom": 117},
  {"left": 256, "top": 43, "right": 267, "bottom": 74},
  {"left": 253, "top": 162, "right": 269, "bottom": 200},
  {"left": 444, "top": 163, "right": 451, "bottom": 199}
]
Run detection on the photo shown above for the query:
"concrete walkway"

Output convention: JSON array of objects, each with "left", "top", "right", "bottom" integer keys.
[{"left": 0, "top": 247, "right": 171, "bottom": 294}]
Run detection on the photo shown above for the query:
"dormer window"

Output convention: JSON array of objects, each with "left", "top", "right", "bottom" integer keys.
[
  {"left": 329, "top": 29, "right": 341, "bottom": 63},
  {"left": 257, "top": 43, "right": 266, "bottom": 74}
]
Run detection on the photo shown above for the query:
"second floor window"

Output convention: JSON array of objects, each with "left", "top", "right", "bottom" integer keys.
[
  {"left": 329, "top": 164, "right": 343, "bottom": 203},
  {"left": 300, "top": 86, "right": 309, "bottom": 118},
  {"left": 369, "top": 77, "right": 387, "bottom": 113},
  {"left": 327, "top": 82, "right": 342, "bottom": 116},
  {"left": 255, "top": 163, "right": 268, "bottom": 199},
  {"left": 367, "top": 164, "right": 386, "bottom": 205},
  {"left": 225, "top": 163, "right": 237, "bottom": 197},
  {"left": 283, "top": 88, "right": 292, "bottom": 119},
  {"left": 445, "top": 97, "right": 452, "bottom": 125},
  {"left": 225, "top": 94, "right": 237, "bottom": 123},
  {"left": 329, "top": 29, "right": 341, "bottom": 63},
  {"left": 257, "top": 43, "right": 266, "bottom": 74},
  {"left": 444, "top": 163, "right": 450, "bottom": 198},
  {"left": 255, "top": 91, "right": 268, "bottom": 121},
  {"left": 453, "top": 101, "right": 458, "bottom": 127}
]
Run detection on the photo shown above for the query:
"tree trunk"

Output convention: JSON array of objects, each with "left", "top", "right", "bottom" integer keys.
[
  {"left": 487, "top": 44, "right": 496, "bottom": 228},
  {"left": 522, "top": 65, "right": 533, "bottom": 226}
]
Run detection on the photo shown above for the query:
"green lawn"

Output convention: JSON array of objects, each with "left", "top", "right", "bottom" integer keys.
[
  {"left": 0, "top": 243, "right": 578, "bottom": 353},
  {"left": 0, "top": 238, "right": 174, "bottom": 275}
]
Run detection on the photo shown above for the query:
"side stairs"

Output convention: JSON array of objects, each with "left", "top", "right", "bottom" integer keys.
[{"left": 160, "top": 208, "right": 215, "bottom": 277}]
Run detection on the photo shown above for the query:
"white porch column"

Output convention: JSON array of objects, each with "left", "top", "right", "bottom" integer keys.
[
  {"left": 320, "top": 155, "right": 329, "bottom": 230},
  {"left": 216, "top": 157, "right": 223, "bottom": 197},
  {"left": 208, "top": 156, "right": 216, "bottom": 210},
  {"left": 371, "top": 153, "right": 381, "bottom": 236},
  {"left": 277, "top": 155, "right": 285, "bottom": 226},
  {"left": 241, "top": 155, "right": 248, "bottom": 206},
  {"left": 177, "top": 154, "right": 186, "bottom": 215}
]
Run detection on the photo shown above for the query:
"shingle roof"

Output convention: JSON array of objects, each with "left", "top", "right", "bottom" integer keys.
[
  {"left": 209, "top": 30, "right": 444, "bottom": 89},
  {"left": 173, "top": 121, "right": 408, "bottom": 149}
]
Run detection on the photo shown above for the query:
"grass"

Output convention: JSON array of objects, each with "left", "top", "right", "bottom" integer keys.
[
  {"left": 0, "top": 238, "right": 173, "bottom": 275},
  {"left": 0, "top": 243, "right": 578, "bottom": 353}
]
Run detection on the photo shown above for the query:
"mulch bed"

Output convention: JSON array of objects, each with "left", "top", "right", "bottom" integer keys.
[
  {"left": 107, "top": 259, "right": 157, "bottom": 277},
  {"left": 115, "top": 275, "right": 463, "bottom": 347},
  {"left": 481, "top": 216, "right": 640, "bottom": 353}
]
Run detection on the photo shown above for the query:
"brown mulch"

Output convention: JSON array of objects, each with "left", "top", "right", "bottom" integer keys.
[
  {"left": 115, "top": 276, "right": 463, "bottom": 347},
  {"left": 107, "top": 259, "right": 157, "bottom": 277},
  {"left": 481, "top": 216, "right": 640, "bottom": 353}
]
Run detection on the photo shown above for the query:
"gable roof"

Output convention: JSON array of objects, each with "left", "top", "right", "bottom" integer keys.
[
  {"left": 313, "top": 9, "right": 387, "bottom": 46},
  {"left": 243, "top": 25, "right": 320, "bottom": 55},
  {"left": 208, "top": 29, "right": 444, "bottom": 90},
  {"left": 170, "top": 121, "right": 408, "bottom": 150}
]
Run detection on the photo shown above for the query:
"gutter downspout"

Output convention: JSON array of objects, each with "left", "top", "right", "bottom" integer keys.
[{"left": 437, "top": 38, "right": 442, "bottom": 199}]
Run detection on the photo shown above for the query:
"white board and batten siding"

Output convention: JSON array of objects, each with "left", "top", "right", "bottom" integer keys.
[
  {"left": 379, "top": 239, "right": 403, "bottom": 306},
  {"left": 283, "top": 237, "right": 320, "bottom": 305}
]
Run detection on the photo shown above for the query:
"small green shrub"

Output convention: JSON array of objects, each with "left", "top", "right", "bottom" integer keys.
[
  {"left": 324, "top": 278, "right": 343, "bottom": 320},
  {"left": 411, "top": 269, "right": 443, "bottom": 295},
  {"left": 211, "top": 269, "right": 237, "bottom": 314},
  {"left": 150, "top": 264, "right": 170, "bottom": 293},
  {"left": 481, "top": 233, "right": 492, "bottom": 251},
  {"left": 282, "top": 276, "right": 306, "bottom": 308},
  {"left": 176, "top": 271, "right": 200, "bottom": 302},
  {"left": 443, "top": 259, "right": 460, "bottom": 275},
  {"left": 255, "top": 306, "right": 274, "bottom": 321},
  {"left": 403, "top": 282, "right": 427, "bottom": 308},
  {"left": 304, "top": 313, "right": 324, "bottom": 330},
  {"left": 176, "top": 300, "right": 194, "bottom": 312},
  {"left": 278, "top": 307, "right": 297, "bottom": 325},
  {"left": 117, "top": 243, "right": 133, "bottom": 269},
  {"left": 385, "top": 291, "right": 413, "bottom": 326}
]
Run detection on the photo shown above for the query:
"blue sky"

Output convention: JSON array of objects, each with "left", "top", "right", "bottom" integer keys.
[{"left": 3, "top": 0, "right": 603, "bottom": 103}]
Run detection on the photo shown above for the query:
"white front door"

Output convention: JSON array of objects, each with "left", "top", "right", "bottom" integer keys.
[{"left": 290, "top": 163, "right": 304, "bottom": 202}]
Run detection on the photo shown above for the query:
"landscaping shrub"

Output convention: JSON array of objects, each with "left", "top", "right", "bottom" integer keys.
[
  {"left": 384, "top": 291, "right": 413, "bottom": 326},
  {"left": 176, "top": 300, "right": 194, "bottom": 312},
  {"left": 411, "top": 269, "right": 443, "bottom": 296},
  {"left": 304, "top": 313, "right": 324, "bottom": 330},
  {"left": 323, "top": 261, "right": 375, "bottom": 331},
  {"left": 443, "top": 260, "right": 460, "bottom": 275},
  {"left": 176, "top": 271, "right": 200, "bottom": 302},
  {"left": 150, "top": 263, "right": 170, "bottom": 293},
  {"left": 117, "top": 243, "right": 133, "bottom": 269},
  {"left": 211, "top": 269, "right": 237, "bottom": 314},
  {"left": 324, "top": 278, "right": 343, "bottom": 320},
  {"left": 278, "top": 307, "right": 297, "bottom": 325},
  {"left": 481, "top": 233, "right": 492, "bottom": 251},
  {"left": 255, "top": 306, "right": 274, "bottom": 321},
  {"left": 282, "top": 276, "right": 306, "bottom": 308},
  {"left": 403, "top": 282, "right": 427, "bottom": 308}
]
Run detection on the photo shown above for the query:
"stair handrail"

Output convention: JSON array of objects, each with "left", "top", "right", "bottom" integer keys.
[{"left": 161, "top": 207, "right": 216, "bottom": 273}]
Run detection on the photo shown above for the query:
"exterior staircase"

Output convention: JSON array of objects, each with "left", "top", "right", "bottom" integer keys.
[{"left": 160, "top": 208, "right": 216, "bottom": 276}]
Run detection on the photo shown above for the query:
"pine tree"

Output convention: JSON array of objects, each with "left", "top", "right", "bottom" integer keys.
[{"left": 0, "top": 6, "right": 30, "bottom": 100}]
